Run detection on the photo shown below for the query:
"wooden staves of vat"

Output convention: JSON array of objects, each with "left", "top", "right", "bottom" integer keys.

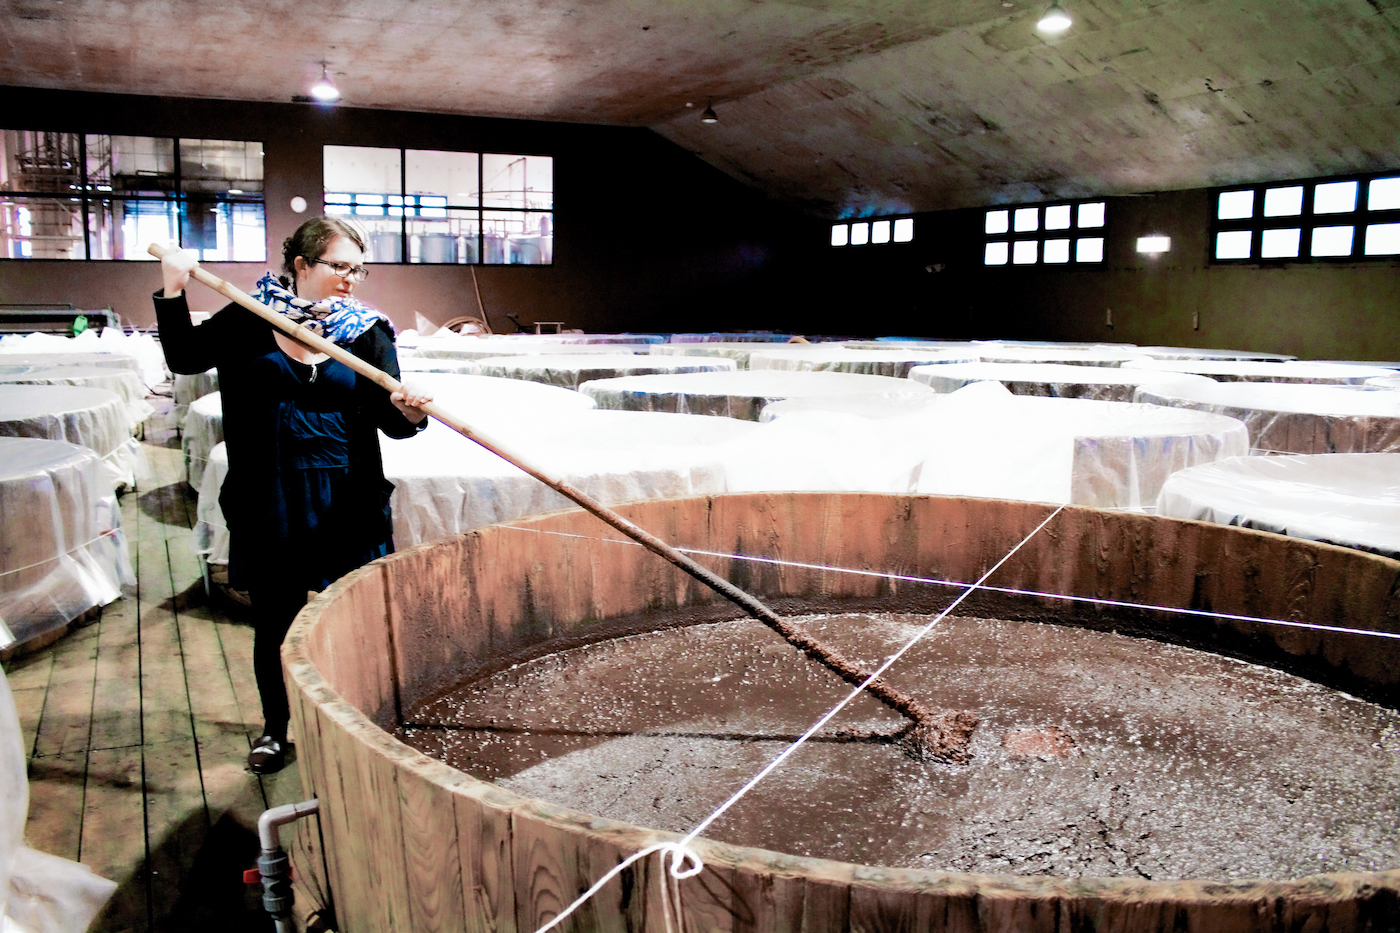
[{"left": 283, "top": 493, "right": 1400, "bottom": 933}]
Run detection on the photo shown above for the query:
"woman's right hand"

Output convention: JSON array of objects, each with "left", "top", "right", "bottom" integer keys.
[{"left": 161, "top": 248, "right": 199, "bottom": 298}]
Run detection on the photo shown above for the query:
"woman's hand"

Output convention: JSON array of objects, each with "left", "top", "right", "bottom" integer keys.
[
  {"left": 390, "top": 384, "right": 432, "bottom": 424},
  {"left": 161, "top": 248, "right": 200, "bottom": 298}
]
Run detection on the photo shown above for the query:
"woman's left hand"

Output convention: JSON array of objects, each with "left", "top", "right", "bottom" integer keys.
[{"left": 390, "top": 384, "right": 432, "bottom": 423}]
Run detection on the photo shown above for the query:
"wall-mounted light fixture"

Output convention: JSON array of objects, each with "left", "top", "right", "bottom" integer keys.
[
  {"left": 310, "top": 62, "right": 340, "bottom": 102},
  {"left": 1137, "top": 235, "right": 1171, "bottom": 254},
  {"left": 1037, "top": 2, "right": 1072, "bottom": 32},
  {"left": 700, "top": 100, "right": 719, "bottom": 124}
]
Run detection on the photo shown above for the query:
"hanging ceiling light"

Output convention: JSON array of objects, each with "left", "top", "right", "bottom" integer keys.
[
  {"left": 700, "top": 101, "right": 719, "bottom": 124},
  {"left": 1037, "top": 2, "right": 1072, "bottom": 32},
  {"left": 310, "top": 62, "right": 340, "bottom": 102}
]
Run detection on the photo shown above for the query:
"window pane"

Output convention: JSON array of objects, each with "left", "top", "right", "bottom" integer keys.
[
  {"left": 482, "top": 153, "right": 552, "bottom": 209},
  {"left": 1043, "top": 238, "right": 1071, "bottom": 263},
  {"left": 1044, "top": 205, "right": 1072, "bottom": 230},
  {"left": 1369, "top": 177, "right": 1400, "bottom": 211},
  {"left": 830, "top": 224, "right": 848, "bottom": 246},
  {"left": 408, "top": 208, "right": 480, "bottom": 263},
  {"left": 1136, "top": 235, "right": 1170, "bottom": 253},
  {"left": 352, "top": 216, "right": 405, "bottom": 262},
  {"left": 0, "top": 195, "right": 87, "bottom": 258},
  {"left": 984, "top": 241, "right": 1009, "bottom": 265},
  {"left": 406, "top": 149, "right": 478, "bottom": 208},
  {"left": 1215, "top": 229, "right": 1252, "bottom": 260},
  {"left": 1313, "top": 181, "right": 1356, "bottom": 215},
  {"left": 89, "top": 135, "right": 176, "bottom": 197},
  {"left": 1, "top": 131, "right": 82, "bottom": 194},
  {"left": 1217, "top": 190, "right": 1254, "bottom": 220},
  {"left": 1364, "top": 222, "right": 1400, "bottom": 255},
  {"left": 850, "top": 222, "right": 869, "bottom": 245},
  {"left": 324, "top": 145, "right": 401, "bottom": 195},
  {"left": 893, "top": 217, "right": 914, "bottom": 242},
  {"left": 88, "top": 198, "right": 178, "bottom": 261},
  {"left": 1076, "top": 237, "right": 1104, "bottom": 262},
  {"left": 1077, "top": 202, "right": 1105, "bottom": 228},
  {"left": 1012, "top": 239, "right": 1038, "bottom": 264},
  {"left": 1263, "top": 186, "right": 1303, "bottom": 217},
  {"left": 483, "top": 210, "right": 552, "bottom": 264},
  {"left": 1260, "top": 227, "right": 1301, "bottom": 258},
  {"left": 871, "top": 219, "right": 891, "bottom": 244},
  {"left": 1310, "top": 225, "right": 1354, "bottom": 257},
  {"left": 1013, "top": 207, "right": 1038, "bottom": 232},
  {"left": 985, "top": 210, "right": 1009, "bottom": 235},
  {"left": 180, "top": 138, "right": 264, "bottom": 195}
]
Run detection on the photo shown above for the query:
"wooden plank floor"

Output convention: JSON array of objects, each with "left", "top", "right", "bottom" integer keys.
[{"left": 3, "top": 395, "right": 316, "bottom": 933}]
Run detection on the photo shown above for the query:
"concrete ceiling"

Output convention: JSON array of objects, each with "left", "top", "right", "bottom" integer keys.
[{"left": 4, "top": 0, "right": 1400, "bottom": 216}]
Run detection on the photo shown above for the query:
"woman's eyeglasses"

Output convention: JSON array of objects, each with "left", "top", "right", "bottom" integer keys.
[{"left": 309, "top": 258, "right": 370, "bottom": 282}]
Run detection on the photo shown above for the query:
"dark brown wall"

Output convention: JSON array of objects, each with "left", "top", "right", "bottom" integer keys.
[
  {"left": 0, "top": 86, "right": 806, "bottom": 335},
  {"left": 790, "top": 188, "right": 1400, "bottom": 360}
]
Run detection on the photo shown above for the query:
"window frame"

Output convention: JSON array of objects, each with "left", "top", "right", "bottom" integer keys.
[
  {"left": 981, "top": 198, "right": 1107, "bottom": 267},
  {"left": 0, "top": 129, "right": 266, "bottom": 262},
  {"left": 323, "top": 145, "right": 554, "bottom": 266},
  {"left": 829, "top": 215, "right": 915, "bottom": 248},
  {"left": 1209, "top": 171, "right": 1400, "bottom": 265}
]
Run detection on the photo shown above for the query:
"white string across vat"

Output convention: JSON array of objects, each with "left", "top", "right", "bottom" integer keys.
[{"left": 532, "top": 506, "right": 1066, "bottom": 933}]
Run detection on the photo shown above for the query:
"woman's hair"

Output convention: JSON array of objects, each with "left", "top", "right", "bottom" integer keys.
[{"left": 279, "top": 215, "right": 370, "bottom": 287}]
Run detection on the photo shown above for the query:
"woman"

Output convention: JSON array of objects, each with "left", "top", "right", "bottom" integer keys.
[{"left": 156, "top": 216, "right": 430, "bottom": 774}]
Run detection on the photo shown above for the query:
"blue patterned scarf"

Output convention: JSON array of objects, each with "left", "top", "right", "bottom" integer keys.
[{"left": 253, "top": 273, "right": 392, "bottom": 347}]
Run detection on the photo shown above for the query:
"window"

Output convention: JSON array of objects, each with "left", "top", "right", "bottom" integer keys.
[
  {"left": 323, "top": 146, "right": 553, "bottom": 265},
  {"left": 830, "top": 215, "right": 914, "bottom": 247},
  {"left": 983, "top": 199, "right": 1105, "bottom": 266},
  {"left": 1211, "top": 172, "right": 1400, "bottom": 262},
  {"left": 0, "top": 130, "right": 265, "bottom": 261}
]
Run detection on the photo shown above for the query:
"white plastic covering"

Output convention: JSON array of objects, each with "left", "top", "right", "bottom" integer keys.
[
  {"left": 647, "top": 343, "right": 791, "bottom": 369},
  {"left": 183, "top": 392, "right": 223, "bottom": 487},
  {"left": 196, "top": 412, "right": 757, "bottom": 557},
  {"left": 966, "top": 346, "right": 1151, "bottom": 367},
  {"left": 1122, "top": 358, "right": 1393, "bottom": 384},
  {"left": 746, "top": 345, "right": 978, "bottom": 377},
  {"left": 908, "top": 361, "right": 1217, "bottom": 401},
  {"left": 0, "top": 386, "right": 143, "bottom": 490},
  {"left": 1157, "top": 453, "right": 1400, "bottom": 559},
  {"left": 1134, "top": 381, "right": 1400, "bottom": 455},
  {"left": 715, "top": 382, "right": 1249, "bottom": 509},
  {"left": 667, "top": 333, "right": 800, "bottom": 343},
  {"left": 405, "top": 336, "right": 654, "bottom": 361},
  {"left": 0, "top": 367, "right": 153, "bottom": 433},
  {"left": 579, "top": 370, "right": 938, "bottom": 420},
  {"left": 401, "top": 372, "right": 597, "bottom": 417},
  {"left": 171, "top": 369, "right": 218, "bottom": 428},
  {"left": 1, "top": 667, "right": 118, "bottom": 933},
  {"left": 0, "top": 329, "right": 168, "bottom": 389},
  {"left": 381, "top": 410, "right": 755, "bottom": 545},
  {"left": 0, "top": 438, "right": 133, "bottom": 648},
  {"left": 400, "top": 356, "right": 483, "bottom": 375},
  {"left": 1131, "top": 346, "right": 1296, "bottom": 362},
  {"left": 474, "top": 353, "right": 737, "bottom": 389},
  {"left": 1367, "top": 374, "right": 1400, "bottom": 390}
]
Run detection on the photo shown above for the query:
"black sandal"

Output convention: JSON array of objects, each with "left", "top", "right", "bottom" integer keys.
[{"left": 248, "top": 735, "right": 288, "bottom": 774}]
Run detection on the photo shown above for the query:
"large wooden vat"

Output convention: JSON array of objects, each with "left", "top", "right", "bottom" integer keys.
[{"left": 283, "top": 493, "right": 1400, "bottom": 932}]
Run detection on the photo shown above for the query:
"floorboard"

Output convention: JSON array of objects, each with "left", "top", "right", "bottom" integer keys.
[{"left": 4, "top": 393, "right": 288, "bottom": 932}]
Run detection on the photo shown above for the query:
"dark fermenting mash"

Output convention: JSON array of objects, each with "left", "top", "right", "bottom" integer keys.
[{"left": 398, "top": 613, "right": 1400, "bottom": 882}]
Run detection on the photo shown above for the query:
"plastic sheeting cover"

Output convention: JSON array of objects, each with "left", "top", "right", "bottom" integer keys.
[
  {"left": 1132, "top": 346, "right": 1296, "bottom": 362},
  {"left": 908, "top": 361, "right": 1216, "bottom": 401},
  {"left": 715, "top": 382, "right": 1249, "bottom": 509},
  {"left": 0, "top": 329, "right": 168, "bottom": 389},
  {"left": 0, "top": 367, "right": 154, "bottom": 433},
  {"left": 579, "top": 370, "right": 938, "bottom": 420},
  {"left": 1156, "top": 453, "right": 1400, "bottom": 559},
  {"left": 474, "top": 353, "right": 737, "bottom": 390},
  {"left": 1134, "top": 382, "right": 1400, "bottom": 454},
  {"left": 0, "top": 437, "right": 132, "bottom": 647},
  {"left": 0, "top": 385, "right": 142, "bottom": 490},
  {"left": 171, "top": 369, "right": 218, "bottom": 428},
  {"left": 183, "top": 392, "right": 224, "bottom": 487},
  {"left": 1123, "top": 358, "right": 1393, "bottom": 384},
  {"left": 747, "top": 346, "right": 978, "bottom": 378}
]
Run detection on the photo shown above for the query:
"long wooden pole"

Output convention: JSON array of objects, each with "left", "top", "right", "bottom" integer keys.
[{"left": 150, "top": 245, "right": 972, "bottom": 755}]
